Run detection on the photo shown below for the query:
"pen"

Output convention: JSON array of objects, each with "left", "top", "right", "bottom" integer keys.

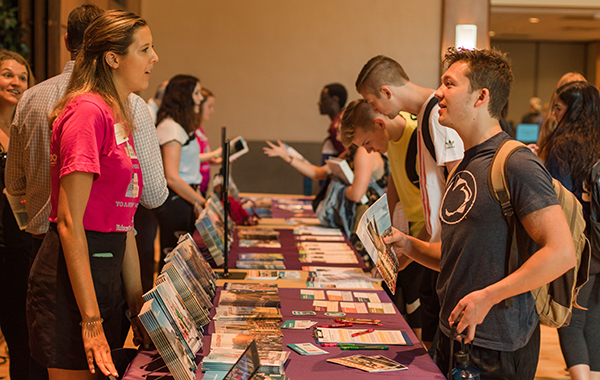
[
  {"left": 315, "top": 323, "right": 353, "bottom": 328},
  {"left": 340, "top": 345, "right": 389, "bottom": 350},
  {"left": 320, "top": 343, "right": 338, "bottom": 347},
  {"left": 351, "top": 328, "right": 375, "bottom": 337}
]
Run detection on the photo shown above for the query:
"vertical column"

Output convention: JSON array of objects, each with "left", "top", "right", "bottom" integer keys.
[{"left": 441, "top": 0, "right": 490, "bottom": 59}]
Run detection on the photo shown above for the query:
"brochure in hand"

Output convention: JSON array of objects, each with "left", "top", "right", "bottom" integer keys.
[{"left": 355, "top": 194, "right": 399, "bottom": 294}]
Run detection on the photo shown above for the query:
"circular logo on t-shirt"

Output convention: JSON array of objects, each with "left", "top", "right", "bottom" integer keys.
[{"left": 440, "top": 170, "right": 477, "bottom": 225}]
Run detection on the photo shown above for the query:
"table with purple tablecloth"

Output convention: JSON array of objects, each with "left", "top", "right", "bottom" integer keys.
[{"left": 122, "top": 287, "right": 445, "bottom": 379}]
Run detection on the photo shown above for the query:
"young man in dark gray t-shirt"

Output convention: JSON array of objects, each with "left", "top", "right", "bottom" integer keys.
[{"left": 385, "top": 47, "right": 576, "bottom": 379}]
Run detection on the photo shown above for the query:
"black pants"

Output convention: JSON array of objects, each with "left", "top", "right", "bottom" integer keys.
[
  {"left": 155, "top": 187, "right": 196, "bottom": 273},
  {"left": 134, "top": 205, "right": 159, "bottom": 292},
  {"left": 435, "top": 323, "right": 540, "bottom": 380}
]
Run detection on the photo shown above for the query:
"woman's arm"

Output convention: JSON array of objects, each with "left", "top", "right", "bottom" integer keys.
[
  {"left": 200, "top": 146, "right": 222, "bottom": 163},
  {"left": 161, "top": 141, "right": 205, "bottom": 206},
  {"left": 263, "top": 140, "right": 330, "bottom": 180},
  {"left": 57, "top": 171, "right": 118, "bottom": 377},
  {"left": 345, "top": 147, "right": 379, "bottom": 203},
  {"left": 122, "top": 230, "right": 152, "bottom": 348}
]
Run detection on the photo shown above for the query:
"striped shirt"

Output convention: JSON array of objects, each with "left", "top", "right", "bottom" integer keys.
[{"left": 6, "top": 61, "right": 168, "bottom": 235}]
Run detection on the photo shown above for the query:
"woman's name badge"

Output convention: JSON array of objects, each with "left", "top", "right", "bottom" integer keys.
[{"left": 114, "top": 123, "right": 129, "bottom": 145}]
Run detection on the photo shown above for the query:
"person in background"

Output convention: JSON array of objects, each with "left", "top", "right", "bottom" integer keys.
[
  {"left": 27, "top": 10, "right": 156, "bottom": 378},
  {"left": 0, "top": 49, "right": 34, "bottom": 380},
  {"left": 196, "top": 87, "right": 222, "bottom": 196},
  {"left": 535, "top": 72, "right": 587, "bottom": 162},
  {"left": 155, "top": 75, "right": 206, "bottom": 271},
  {"left": 521, "top": 96, "right": 543, "bottom": 124},
  {"left": 340, "top": 99, "right": 426, "bottom": 339},
  {"left": 355, "top": 55, "right": 464, "bottom": 349},
  {"left": 147, "top": 79, "right": 168, "bottom": 124},
  {"left": 539, "top": 81, "right": 600, "bottom": 380},
  {"left": 319, "top": 83, "right": 347, "bottom": 163},
  {"left": 263, "top": 109, "right": 388, "bottom": 264}
]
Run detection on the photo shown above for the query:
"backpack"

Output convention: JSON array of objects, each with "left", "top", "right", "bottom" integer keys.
[{"left": 488, "top": 139, "right": 591, "bottom": 328}]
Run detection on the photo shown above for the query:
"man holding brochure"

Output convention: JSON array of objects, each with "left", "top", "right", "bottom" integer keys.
[{"left": 384, "top": 47, "right": 575, "bottom": 378}]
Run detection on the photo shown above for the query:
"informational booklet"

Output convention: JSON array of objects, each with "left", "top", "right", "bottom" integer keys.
[
  {"left": 239, "top": 240, "right": 282, "bottom": 248},
  {"left": 339, "top": 302, "right": 368, "bottom": 314},
  {"left": 312, "top": 300, "right": 339, "bottom": 312},
  {"left": 300, "top": 289, "right": 326, "bottom": 300},
  {"left": 327, "top": 355, "right": 408, "bottom": 372},
  {"left": 287, "top": 343, "right": 329, "bottom": 356},
  {"left": 314, "top": 327, "right": 412, "bottom": 346},
  {"left": 355, "top": 194, "right": 399, "bottom": 294},
  {"left": 326, "top": 291, "right": 354, "bottom": 301},
  {"left": 353, "top": 292, "right": 381, "bottom": 303},
  {"left": 280, "top": 320, "right": 317, "bottom": 329},
  {"left": 367, "top": 303, "right": 397, "bottom": 314},
  {"left": 238, "top": 253, "right": 285, "bottom": 261},
  {"left": 213, "top": 306, "right": 282, "bottom": 322},
  {"left": 247, "top": 270, "right": 279, "bottom": 281}
]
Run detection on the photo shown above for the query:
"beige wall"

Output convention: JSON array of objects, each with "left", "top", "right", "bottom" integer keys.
[
  {"left": 139, "top": 0, "right": 443, "bottom": 145},
  {"left": 491, "top": 40, "right": 587, "bottom": 127}
]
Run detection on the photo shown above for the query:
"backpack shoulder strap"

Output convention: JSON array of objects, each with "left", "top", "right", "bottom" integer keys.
[
  {"left": 405, "top": 127, "right": 420, "bottom": 189},
  {"left": 421, "top": 97, "right": 439, "bottom": 163},
  {"left": 488, "top": 139, "right": 527, "bottom": 218},
  {"left": 487, "top": 139, "right": 528, "bottom": 307}
]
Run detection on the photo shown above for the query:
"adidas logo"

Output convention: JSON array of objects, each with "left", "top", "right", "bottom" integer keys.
[{"left": 446, "top": 140, "right": 455, "bottom": 149}]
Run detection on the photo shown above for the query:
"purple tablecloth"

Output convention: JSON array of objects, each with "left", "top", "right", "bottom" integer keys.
[
  {"left": 123, "top": 288, "right": 445, "bottom": 379},
  {"left": 229, "top": 229, "right": 368, "bottom": 271}
]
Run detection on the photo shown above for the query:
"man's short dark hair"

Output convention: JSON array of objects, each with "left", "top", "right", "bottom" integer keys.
[
  {"left": 355, "top": 55, "right": 410, "bottom": 96},
  {"left": 324, "top": 83, "right": 347, "bottom": 108},
  {"left": 66, "top": 4, "right": 104, "bottom": 54},
  {"left": 442, "top": 47, "right": 513, "bottom": 119}
]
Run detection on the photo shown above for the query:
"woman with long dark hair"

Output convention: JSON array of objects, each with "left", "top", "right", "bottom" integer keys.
[
  {"left": 27, "top": 10, "right": 157, "bottom": 378},
  {"left": 541, "top": 80, "right": 600, "bottom": 380},
  {"left": 155, "top": 75, "right": 205, "bottom": 269}
]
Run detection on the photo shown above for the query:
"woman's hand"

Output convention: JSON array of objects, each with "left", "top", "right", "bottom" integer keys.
[
  {"left": 263, "top": 140, "right": 290, "bottom": 162},
  {"left": 131, "top": 315, "right": 153, "bottom": 349},
  {"left": 81, "top": 321, "right": 118, "bottom": 377}
]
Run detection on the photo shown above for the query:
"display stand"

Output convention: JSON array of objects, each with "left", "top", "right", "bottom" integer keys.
[{"left": 217, "top": 126, "right": 246, "bottom": 280}]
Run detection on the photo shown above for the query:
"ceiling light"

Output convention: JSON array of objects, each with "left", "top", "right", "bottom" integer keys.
[
  {"left": 489, "top": 31, "right": 496, "bottom": 37},
  {"left": 529, "top": 17, "right": 540, "bottom": 23}
]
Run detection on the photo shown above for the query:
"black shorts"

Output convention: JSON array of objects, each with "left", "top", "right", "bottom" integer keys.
[
  {"left": 435, "top": 323, "right": 540, "bottom": 380},
  {"left": 27, "top": 224, "right": 128, "bottom": 370}
]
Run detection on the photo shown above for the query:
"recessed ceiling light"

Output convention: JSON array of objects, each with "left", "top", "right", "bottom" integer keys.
[
  {"left": 489, "top": 31, "right": 496, "bottom": 37},
  {"left": 529, "top": 17, "right": 540, "bottom": 23}
]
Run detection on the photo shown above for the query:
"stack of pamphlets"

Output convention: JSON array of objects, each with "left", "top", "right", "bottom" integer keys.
[
  {"left": 138, "top": 299, "right": 197, "bottom": 380},
  {"left": 143, "top": 277, "right": 203, "bottom": 358},
  {"left": 165, "top": 234, "right": 218, "bottom": 298},
  {"left": 213, "top": 306, "right": 282, "bottom": 322},
  {"left": 137, "top": 233, "right": 219, "bottom": 379},
  {"left": 218, "top": 283, "right": 280, "bottom": 308},
  {"left": 236, "top": 253, "right": 286, "bottom": 270},
  {"left": 301, "top": 266, "right": 375, "bottom": 289},
  {"left": 297, "top": 242, "right": 358, "bottom": 264},
  {"left": 327, "top": 355, "right": 408, "bottom": 372},
  {"left": 203, "top": 350, "right": 289, "bottom": 374},
  {"left": 195, "top": 193, "right": 236, "bottom": 266},
  {"left": 355, "top": 194, "right": 399, "bottom": 294},
  {"left": 238, "top": 228, "right": 280, "bottom": 240}
]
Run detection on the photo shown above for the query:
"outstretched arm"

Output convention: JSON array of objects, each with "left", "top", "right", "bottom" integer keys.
[
  {"left": 263, "top": 140, "right": 329, "bottom": 180},
  {"left": 449, "top": 204, "right": 576, "bottom": 343}
]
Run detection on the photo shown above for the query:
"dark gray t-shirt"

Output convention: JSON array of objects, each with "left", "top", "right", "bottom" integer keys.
[{"left": 438, "top": 132, "right": 559, "bottom": 351}]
